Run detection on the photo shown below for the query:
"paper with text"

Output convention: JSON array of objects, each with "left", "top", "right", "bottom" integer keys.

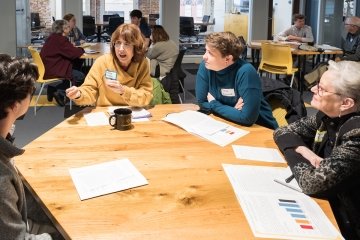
[
  {"left": 108, "top": 106, "right": 152, "bottom": 120},
  {"left": 163, "top": 110, "right": 249, "bottom": 146},
  {"left": 232, "top": 145, "right": 285, "bottom": 163},
  {"left": 69, "top": 159, "right": 148, "bottom": 200},
  {"left": 84, "top": 112, "right": 108, "bottom": 126},
  {"left": 223, "top": 164, "right": 343, "bottom": 240}
]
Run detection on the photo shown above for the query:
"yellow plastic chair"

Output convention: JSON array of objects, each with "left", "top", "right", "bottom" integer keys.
[
  {"left": 268, "top": 98, "right": 288, "bottom": 127},
  {"left": 28, "top": 46, "right": 66, "bottom": 115},
  {"left": 258, "top": 43, "right": 298, "bottom": 88}
]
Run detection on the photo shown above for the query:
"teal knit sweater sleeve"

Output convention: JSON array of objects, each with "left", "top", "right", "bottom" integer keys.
[{"left": 195, "top": 60, "right": 275, "bottom": 128}]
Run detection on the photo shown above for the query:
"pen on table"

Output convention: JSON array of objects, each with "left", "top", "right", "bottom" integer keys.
[{"left": 285, "top": 174, "right": 295, "bottom": 183}]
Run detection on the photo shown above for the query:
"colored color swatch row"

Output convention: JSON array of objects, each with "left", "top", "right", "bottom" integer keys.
[{"left": 278, "top": 199, "right": 314, "bottom": 230}]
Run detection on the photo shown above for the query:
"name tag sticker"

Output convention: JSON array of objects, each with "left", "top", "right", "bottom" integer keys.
[
  {"left": 221, "top": 88, "right": 235, "bottom": 97},
  {"left": 105, "top": 70, "right": 117, "bottom": 80}
]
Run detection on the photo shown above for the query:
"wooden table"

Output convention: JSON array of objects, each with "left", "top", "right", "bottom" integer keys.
[
  {"left": 81, "top": 42, "right": 110, "bottom": 60},
  {"left": 15, "top": 104, "right": 338, "bottom": 239},
  {"left": 248, "top": 40, "right": 343, "bottom": 93}
]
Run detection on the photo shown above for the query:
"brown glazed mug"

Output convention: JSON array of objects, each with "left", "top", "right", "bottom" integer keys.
[{"left": 109, "top": 108, "right": 133, "bottom": 130}]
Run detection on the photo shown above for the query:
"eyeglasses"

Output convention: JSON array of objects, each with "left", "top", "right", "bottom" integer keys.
[
  {"left": 316, "top": 82, "right": 341, "bottom": 97},
  {"left": 113, "top": 41, "right": 133, "bottom": 49},
  {"left": 345, "top": 23, "right": 359, "bottom": 28}
]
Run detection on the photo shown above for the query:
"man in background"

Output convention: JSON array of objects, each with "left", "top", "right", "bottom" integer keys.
[
  {"left": 130, "top": 9, "right": 151, "bottom": 47},
  {"left": 336, "top": 16, "right": 360, "bottom": 62},
  {"left": 277, "top": 13, "right": 314, "bottom": 43}
]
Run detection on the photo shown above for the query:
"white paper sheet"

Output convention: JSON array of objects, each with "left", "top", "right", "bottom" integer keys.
[
  {"left": 232, "top": 145, "right": 285, "bottom": 163},
  {"left": 69, "top": 159, "right": 148, "bottom": 200},
  {"left": 163, "top": 110, "right": 249, "bottom": 147},
  {"left": 108, "top": 106, "right": 152, "bottom": 120},
  {"left": 222, "top": 164, "right": 343, "bottom": 240},
  {"left": 84, "top": 112, "right": 109, "bottom": 126}
]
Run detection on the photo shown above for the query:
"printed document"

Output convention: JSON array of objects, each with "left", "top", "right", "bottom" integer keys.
[
  {"left": 232, "top": 145, "right": 285, "bottom": 163},
  {"left": 223, "top": 164, "right": 343, "bottom": 240},
  {"left": 163, "top": 110, "right": 249, "bottom": 147},
  {"left": 84, "top": 112, "right": 108, "bottom": 126},
  {"left": 69, "top": 158, "right": 148, "bottom": 200}
]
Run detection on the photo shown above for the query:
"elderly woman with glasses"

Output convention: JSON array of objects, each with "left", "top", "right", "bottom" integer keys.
[
  {"left": 274, "top": 60, "right": 360, "bottom": 239},
  {"left": 66, "top": 23, "right": 153, "bottom": 107}
]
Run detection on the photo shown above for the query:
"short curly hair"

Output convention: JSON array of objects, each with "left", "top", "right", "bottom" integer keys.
[
  {"left": 205, "top": 32, "right": 244, "bottom": 61},
  {"left": 0, "top": 54, "right": 38, "bottom": 120},
  {"left": 110, "top": 23, "right": 146, "bottom": 63}
]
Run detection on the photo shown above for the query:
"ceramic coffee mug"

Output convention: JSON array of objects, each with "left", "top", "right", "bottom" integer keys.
[{"left": 109, "top": 108, "right": 133, "bottom": 130}]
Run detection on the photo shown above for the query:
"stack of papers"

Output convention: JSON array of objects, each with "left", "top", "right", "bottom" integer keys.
[
  {"left": 163, "top": 110, "right": 249, "bottom": 147},
  {"left": 108, "top": 106, "right": 151, "bottom": 122},
  {"left": 69, "top": 159, "right": 148, "bottom": 200},
  {"left": 223, "top": 164, "right": 343, "bottom": 239},
  {"left": 84, "top": 49, "right": 99, "bottom": 54}
]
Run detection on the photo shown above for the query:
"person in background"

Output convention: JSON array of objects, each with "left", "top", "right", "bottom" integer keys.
[
  {"left": 40, "top": 19, "right": 85, "bottom": 106},
  {"left": 195, "top": 32, "right": 278, "bottom": 130},
  {"left": 66, "top": 23, "right": 153, "bottom": 107},
  {"left": 274, "top": 60, "right": 360, "bottom": 240},
  {"left": 0, "top": 54, "right": 60, "bottom": 240},
  {"left": 147, "top": 25, "right": 178, "bottom": 78},
  {"left": 277, "top": 13, "right": 314, "bottom": 43},
  {"left": 335, "top": 16, "right": 360, "bottom": 62},
  {"left": 63, "top": 13, "right": 86, "bottom": 46},
  {"left": 130, "top": 9, "right": 151, "bottom": 47}
]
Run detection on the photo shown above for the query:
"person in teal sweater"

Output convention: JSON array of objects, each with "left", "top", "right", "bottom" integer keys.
[{"left": 195, "top": 32, "right": 278, "bottom": 129}]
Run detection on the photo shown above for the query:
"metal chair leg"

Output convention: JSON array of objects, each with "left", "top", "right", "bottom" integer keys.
[{"left": 34, "top": 83, "right": 46, "bottom": 115}]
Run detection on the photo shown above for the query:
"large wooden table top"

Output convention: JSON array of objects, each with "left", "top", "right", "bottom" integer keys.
[{"left": 15, "top": 104, "right": 338, "bottom": 239}]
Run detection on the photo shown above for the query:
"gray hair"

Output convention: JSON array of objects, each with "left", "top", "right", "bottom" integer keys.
[
  {"left": 52, "top": 20, "right": 68, "bottom": 34},
  {"left": 328, "top": 60, "right": 360, "bottom": 109},
  {"left": 345, "top": 16, "right": 360, "bottom": 27}
]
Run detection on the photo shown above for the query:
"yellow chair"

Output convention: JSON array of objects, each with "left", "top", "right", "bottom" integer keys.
[
  {"left": 258, "top": 43, "right": 298, "bottom": 88},
  {"left": 28, "top": 46, "right": 65, "bottom": 115},
  {"left": 268, "top": 98, "right": 288, "bottom": 127}
]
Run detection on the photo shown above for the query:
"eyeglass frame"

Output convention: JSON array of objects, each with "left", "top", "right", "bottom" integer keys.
[
  {"left": 113, "top": 41, "right": 133, "bottom": 49},
  {"left": 344, "top": 23, "right": 359, "bottom": 28},
  {"left": 315, "top": 81, "right": 341, "bottom": 97}
]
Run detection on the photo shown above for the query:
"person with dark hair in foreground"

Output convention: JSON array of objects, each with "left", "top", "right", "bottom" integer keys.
[{"left": 0, "top": 54, "right": 62, "bottom": 240}]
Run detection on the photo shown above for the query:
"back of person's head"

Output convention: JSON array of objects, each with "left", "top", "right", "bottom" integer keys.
[
  {"left": 293, "top": 13, "right": 305, "bottom": 22},
  {"left": 111, "top": 23, "right": 146, "bottom": 62},
  {"left": 151, "top": 25, "right": 169, "bottom": 44},
  {"left": 63, "top": 13, "right": 74, "bottom": 22},
  {"left": 130, "top": 9, "right": 142, "bottom": 19},
  {"left": 205, "top": 32, "right": 244, "bottom": 61},
  {"left": 52, "top": 19, "right": 68, "bottom": 34},
  {"left": 0, "top": 54, "right": 38, "bottom": 120},
  {"left": 328, "top": 60, "right": 360, "bottom": 110}
]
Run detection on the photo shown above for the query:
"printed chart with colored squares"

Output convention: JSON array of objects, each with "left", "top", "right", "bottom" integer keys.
[
  {"left": 223, "top": 165, "right": 343, "bottom": 240},
  {"left": 278, "top": 198, "right": 314, "bottom": 230}
]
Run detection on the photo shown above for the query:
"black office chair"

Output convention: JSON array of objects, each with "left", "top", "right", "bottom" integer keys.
[
  {"left": 160, "top": 49, "right": 187, "bottom": 104},
  {"left": 102, "top": 17, "right": 124, "bottom": 41},
  {"left": 199, "top": 15, "right": 210, "bottom": 33},
  {"left": 83, "top": 15, "right": 96, "bottom": 42}
]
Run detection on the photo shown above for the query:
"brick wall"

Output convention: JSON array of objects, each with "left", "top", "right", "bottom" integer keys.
[{"left": 30, "top": 0, "right": 52, "bottom": 28}]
